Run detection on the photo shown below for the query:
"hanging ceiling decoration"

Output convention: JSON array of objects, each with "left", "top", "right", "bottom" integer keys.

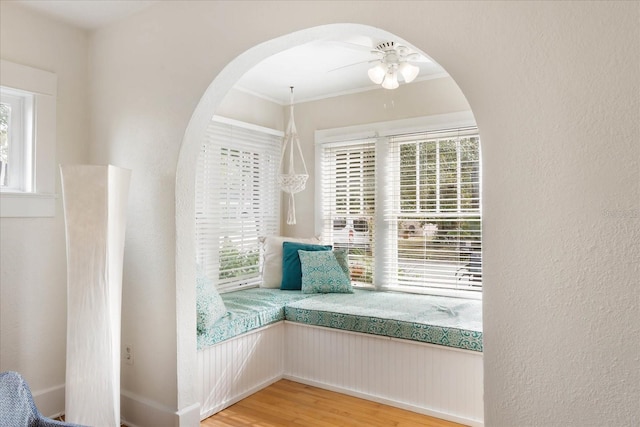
[
  {"left": 367, "top": 41, "right": 421, "bottom": 90},
  {"left": 278, "top": 87, "right": 308, "bottom": 225}
]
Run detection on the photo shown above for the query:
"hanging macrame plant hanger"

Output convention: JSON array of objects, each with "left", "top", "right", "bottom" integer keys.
[{"left": 278, "top": 87, "right": 308, "bottom": 225}]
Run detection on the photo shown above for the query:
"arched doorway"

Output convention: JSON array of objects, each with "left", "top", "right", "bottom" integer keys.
[{"left": 175, "top": 23, "right": 479, "bottom": 421}]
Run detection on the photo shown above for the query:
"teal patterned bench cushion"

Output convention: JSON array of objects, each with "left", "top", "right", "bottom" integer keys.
[
  {"left": 197, "top": 288, "right": 483, "bottom": 352},
  {"left": 197, "top": 288, "right": 315, "bottom": 349},
  {"left": 284, "top": 289, "right": 483, "bottom": 352}
]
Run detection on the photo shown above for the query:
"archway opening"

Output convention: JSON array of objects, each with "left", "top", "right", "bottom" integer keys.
[{"left": 176, "top": 23, "right": 480, "bottom": 419}]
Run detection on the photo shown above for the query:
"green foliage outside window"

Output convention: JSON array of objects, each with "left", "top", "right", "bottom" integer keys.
[
  {"left": 0, "top": 104, "right": 11, "bottom": 169},
  {"left": 0, "top": 103, "right": 9, "bottom": 187},
  {"left": 218, "top": 240, "right": 259, "bottom": 280},
  {"left": 0, "top": 103, "right": 9, "bottom": 164},
  {"left": 398, "top": 137, "right": 481, "bottom": 262}
]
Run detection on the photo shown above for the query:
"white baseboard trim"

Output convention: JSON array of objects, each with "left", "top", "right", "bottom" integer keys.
[
  {"left": 121, "top": 389, "right": 177, "bottom": 427},
  {"left": 176, "top": 402, "right": 201, "bottom": 427},
  {"left": 33, "top": 383, "right": 200, "bottom": 427},
  {"left": 35, "top": 377, "right": 480, "bottom": 426},
  {"left": 32, "top": 383, "right": 65, "bottom": 419},
  {"left": 283, "top": 375, "right": 484, "bottom": 427},
  {"left": 199, "top": 375, "right": 282, "bottom": 421}
]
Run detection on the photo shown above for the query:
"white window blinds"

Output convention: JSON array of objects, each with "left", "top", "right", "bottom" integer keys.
[
  {"left": 320, "top": 139, "right": 376, "bottom": 286},
  {"left": 385, "top": 128, "right": 482, "bottom": 292},
  {"left": 1, "top": 87, "right": 32, "bottom": 191},
  {"left": 319, "top": 122, "right": 481, "bottom": 296},
  {"left": 196, "top": 118, "right": 281, "bottom": 292}
]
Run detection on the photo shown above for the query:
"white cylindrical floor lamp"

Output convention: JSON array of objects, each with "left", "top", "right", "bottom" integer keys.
[{"left": 60, "top": 165, "right": 131, "bottom": 427}]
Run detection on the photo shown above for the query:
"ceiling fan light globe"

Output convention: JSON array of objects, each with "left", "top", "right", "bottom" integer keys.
[
  {"left": 368, "top": 64, "right": 386, "bottom": 85},
  {"left": 399, "top": 62, "right": 419, "bottom": 83},
  {"left": 381, "top": 71, "right": 399, "bottom": 90}
]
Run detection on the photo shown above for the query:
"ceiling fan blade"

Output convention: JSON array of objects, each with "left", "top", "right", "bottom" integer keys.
[
  {"left": 404, "top": 53, "right": 431, "bottom": 63},
  {"left": 323, "top": 40, "right": 375, "bottom": 51},
  {"left": 322, "top": 40, "right": 383, "bottom": 53},
  {"left": 328, "top": 59, "right": 378, "bottom": 72}
]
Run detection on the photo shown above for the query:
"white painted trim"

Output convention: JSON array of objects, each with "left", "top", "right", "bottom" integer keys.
[
  {"left": 31, "top": 383, "right": 182, "bottom": 427},
  {"left": 384, "top": 285, "right": 483, "bottom": 300},
  {"left": 313, "top": 111, "right": 482, "bottom": 299},
  {"left": 235, "top": 72, "right": 451, "bottom": 106},
  {"left": 283, "top": 375, "right": 483, "bottom": 427},
  {"left": 175, "top": 402, "right": 201, "bottom": 427},
  {"left": 315, "top": 111, "right": 476, "bottom": 144},
  {"left": 198, "top": 321, "right": 285, "bottom": 420},
  {"left": 198, "top": 319, "right": 483, "bottom": 424},
  {"left": 32, "top": 384, "right": 181, "bottom": 427},
  {"left": 303, "top": 73, "right": 450, "bottom": 104},
  {"left": 0, "top": 192, "right": 57, "bottom": 217},
  {"left": 177, "top": 24, "right": 473, "bottom": 425},
  {"left": 0, "top": 60, "right": 57, "bottom": 96},
  {"left": 297, "top": 73, "right": 452, "bottom": 105},
  {"left": 232, "top": 85, "right": 284, "bottom": 106},
  {"left": 31, "top": 383, "right": 65, "bottom": 419},
  {"left": 211, "top": 115, "right": 284, "bottom": 137},
  {"left": 284, "top": 321, "right": 484, "bottom": 425},
  {"left": 200, "top": 376, "right": 282, "bottom": 421},
  {"left": 0, "top": 59, "right": 57, "bottom": 217},
  {"left": 120, "top": 389, "right": 177, "bottom": 427}
]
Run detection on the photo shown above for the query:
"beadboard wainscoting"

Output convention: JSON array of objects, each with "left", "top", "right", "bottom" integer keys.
[
  {"left": 197, "top": 321, "right": 483, "bottom": 426},
  {"left": 197, "top": 323, "right": 285, "bottom": 420},
  {"left": 284, "top": 321, "right": 483, "bottom": 426}
]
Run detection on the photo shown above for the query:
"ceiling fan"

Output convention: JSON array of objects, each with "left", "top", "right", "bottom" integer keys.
[{"left": 330, "top": 40, "right": 429, "bottom": 90}]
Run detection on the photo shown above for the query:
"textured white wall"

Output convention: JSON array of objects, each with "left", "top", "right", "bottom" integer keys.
[
  {"left": 94, "top": 2, "right": 637, "bottom": 425},
  {"left": 2, "top": 1, "right": 635, "bottom": 426},
  {"left": 470, "top": 4, "right": 639, "bottom": 425},
  {"left": 0, "top": 1, "right": 89, "bottom": 416}
]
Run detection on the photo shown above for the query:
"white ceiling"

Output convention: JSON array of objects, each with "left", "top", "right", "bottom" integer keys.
[
  {"left": 236, "top": 36, "right": 447, "bottom": 105},
  {"left": 14, "top": 0, "right": 157, "bottom": 30},
  {"left": 12, "top": 1, "right": 448, "bottom": 104}
]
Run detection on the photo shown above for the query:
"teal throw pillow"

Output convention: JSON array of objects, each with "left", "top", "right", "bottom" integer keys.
[
  {"left": 281, "top": 241, "right": 332, "bottom": 290},
  {"left": 196, "top": 267, "right": 227, "bottom": 334},
  {"left": 298, "top": 250, "right": 353, "bottom": 294}
]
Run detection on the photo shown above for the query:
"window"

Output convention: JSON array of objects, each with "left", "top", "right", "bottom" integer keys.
[
  {"left": 196, "top": 116, "right": 281, "bottom": 292},
  {"left": 317, "top": 113, "right": 482, "bottom": 297},
  {"left": 320, "top": 140, "right": 376, "bottom": 284},
  {"left": 0, "top": 60, "right": 57, "bottom": 217},
  {"left": 1, "top": 87, "right": 33, "bottom": 190},
  {"left": 386, "top": 129, "right": 481, "bottom": 293}
]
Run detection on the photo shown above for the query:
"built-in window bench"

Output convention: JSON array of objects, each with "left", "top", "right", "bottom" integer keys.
[{"left": 197, "top": 288, "right": 484, "bottom": 426}]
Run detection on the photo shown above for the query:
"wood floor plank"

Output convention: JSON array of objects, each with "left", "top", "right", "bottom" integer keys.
[{"left": 201, "top": 380, "right": 466, "bottom": 427}]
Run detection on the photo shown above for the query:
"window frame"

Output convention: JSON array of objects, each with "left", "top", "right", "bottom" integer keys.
[
  {"left": 0, "top": 60, "right": 57, "bottom": 218},
  {"left": 319, "top": 138, "right": 377, "bottom": 287},
  {"left": 1, "top": 87, "right": 33, "bottom": 191},
  {"left": 315, "top": 112, "right": 482, "bottom": 299}
]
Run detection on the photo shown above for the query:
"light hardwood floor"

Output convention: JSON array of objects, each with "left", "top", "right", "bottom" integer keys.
[
  {"left": 201, "top": 379, "right": 466, "bottom": 427},
  {"left": 59, "top": 379, "right": 465, "bottom": 426}
]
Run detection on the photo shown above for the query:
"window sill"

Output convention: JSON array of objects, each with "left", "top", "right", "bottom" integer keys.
[
  {"left": 351, "top": 283, "right": 482, "bottom": 300},
  {"left": 0, "top": 192, "right": 57, "bottom": 217},
  {"left": 382, "top": 284, "right": 482, "bottom": 300}
]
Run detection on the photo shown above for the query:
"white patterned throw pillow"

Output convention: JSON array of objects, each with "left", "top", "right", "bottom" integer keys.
[
  {"left": 298, "top": 250, "right": 353, "bottom": 294},
  {"left": 259, "top": 235, "right": 320, "bottom": 288},
  {"left": 196, "top": 267, "right": 227, "bottom": 334}
]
